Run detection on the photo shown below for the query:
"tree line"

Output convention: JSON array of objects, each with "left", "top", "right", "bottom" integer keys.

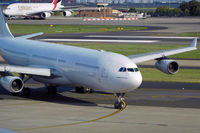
[{"left": 149, "top": 0, "right": 200, "bottom": 16}]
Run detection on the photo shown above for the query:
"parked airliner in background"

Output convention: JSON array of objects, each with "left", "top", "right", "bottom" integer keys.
[
  {"left": 0, "top": 7, "right": 197, "bottom": 109},
  {"left": 3, "top": 0, "right": 72, "bottom": 19}
]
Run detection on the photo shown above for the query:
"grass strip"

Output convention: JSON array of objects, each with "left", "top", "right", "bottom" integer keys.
[
  {"left": 61, "top": 42, "right": 200, "bottom": 59},
  {"left": 8, "top": 24, "right": 147, "bottom": 34},
  {"left": 180, "top": 32, "right": 200, "bottom": 37},
  {"left": 140, "top": 68, "right": 200, "bottom": 83}
]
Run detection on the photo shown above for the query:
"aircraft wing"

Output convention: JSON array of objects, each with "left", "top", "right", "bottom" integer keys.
[
  {"left": 0, "top": 65, "right": 51, "bottom": 76},
  {"left": 60, "top": 6, "right": 82, "bottom": 10},
  {"left": 17, "top": 32, "right": 43, "bottom": 39},
  {"left": 25, "top": 10, "right": 52, "bottom": 16},
  {"left": 128, "top": 38, "right": 197, "bottom": 64}
]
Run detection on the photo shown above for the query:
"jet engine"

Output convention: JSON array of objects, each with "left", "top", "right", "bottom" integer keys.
[
  {"left": 40, "top": 12, "right": 51, "bottom": 19},
  {"left": 0, "top": 76, "right": 24, "bottom": 93},
  {"left": 62, "top": 11, "right": 72, "bottom": 17},
  {"left": 155, "top": 59, "right": 179, "bottom": 74}
]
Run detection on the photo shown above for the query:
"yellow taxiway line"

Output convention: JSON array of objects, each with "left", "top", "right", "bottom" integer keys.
[{"left": 14, "top": 101, "right": 126, "bottom": 132}]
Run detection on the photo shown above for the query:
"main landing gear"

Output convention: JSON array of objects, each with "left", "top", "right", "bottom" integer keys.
[
  {"left": 75, "top": 87, "right": 93, "bottom": 93},
  {"left": 114, "top": 93, "right": 126, "bottom": 109}
]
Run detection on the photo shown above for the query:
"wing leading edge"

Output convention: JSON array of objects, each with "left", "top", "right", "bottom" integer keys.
[
  {"left": 17, "top": 32, "right": 43, "bottom": 39},
  {"left": 128, "top": 38, "right": 197, "bottom": 64}
]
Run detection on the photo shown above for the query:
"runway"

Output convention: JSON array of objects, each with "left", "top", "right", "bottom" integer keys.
[
  {"left": 8, "top": 17, "right": 200, "bottom": 33},
  {"left": 31, "top": 31, "right": 199, "bottom": 45}
]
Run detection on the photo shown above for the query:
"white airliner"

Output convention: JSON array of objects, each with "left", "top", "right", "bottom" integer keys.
[
  {"left": 3, "top": 0, "right": 72, "bottom": 19},
  {"left": 0, "top": 7, "right": 197, "bottom": 109}
]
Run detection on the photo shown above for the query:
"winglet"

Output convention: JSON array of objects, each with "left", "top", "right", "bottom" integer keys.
[{"left": 191, "top": 38, "right": 197, "bottom": 47}]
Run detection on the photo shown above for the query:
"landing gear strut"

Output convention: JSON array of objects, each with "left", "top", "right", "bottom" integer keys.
[{"left": 114, "top": 93, "right": 126, "bottom": 109}]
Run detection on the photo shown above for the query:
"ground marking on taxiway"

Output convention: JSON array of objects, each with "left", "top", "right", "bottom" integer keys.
[
  {"left": 86, "top": 36, "right": 197, "bottom": 39},
  {"left": 14, "top": 101, "right": 126, "bottom": 132},
  {"left": 41, "top": 39, "right": 159, "bottom": 43}
]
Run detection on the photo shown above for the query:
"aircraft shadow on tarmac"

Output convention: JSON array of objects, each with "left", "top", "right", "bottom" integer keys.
[
  {"left": 1, "top": 86, "right": 200, "bottom": 109},
  {"left": 0, "top": 87, "right": 97, "bottom": 107}
]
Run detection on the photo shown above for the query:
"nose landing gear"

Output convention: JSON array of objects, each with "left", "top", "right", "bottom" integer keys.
[{"left": 114, "top": 93, "right": 126, "bottom": 109}]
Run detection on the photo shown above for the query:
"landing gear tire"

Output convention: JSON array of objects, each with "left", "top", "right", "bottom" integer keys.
[
  {"left": 85, "top": 88, "right": 93, "bottom": 93},
  {"left": 47, "top": 86, "right": 57, "bottom": 94},
  {"left": 114, "top": 101, "right": 124, "bottom": 109},
  {"left": 75, "top": 87, "right": 93, "bottom": 93},
  {"left": 114, "top": 93, "right": 126, "bottom": 109}
]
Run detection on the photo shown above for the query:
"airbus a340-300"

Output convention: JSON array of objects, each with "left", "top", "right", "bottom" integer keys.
[{"left": 0, "top": 7, "right": 197, "bottom": 109}]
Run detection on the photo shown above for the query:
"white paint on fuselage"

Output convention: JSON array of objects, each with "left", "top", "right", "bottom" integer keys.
[
  {"left": 0, "top": 37, "right": 142, "bottom": 93},
  {"left": 4, "top": 3, "right": 63, "bottom": 16}
]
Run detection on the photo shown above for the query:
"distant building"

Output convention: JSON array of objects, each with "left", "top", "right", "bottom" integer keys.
[{"left": 78, "top": 7, "right": 112, "bottom": 17}]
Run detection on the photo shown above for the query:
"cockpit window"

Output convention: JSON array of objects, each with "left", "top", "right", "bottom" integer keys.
[
  {"left": 123, "top": 68, "right": 126, "bottom": 72},
  {"left": 119, "top": 67, "right": 123, "bottom": 72},
  {"left": 134, "top": 68, "right": 139, "bottom": 72},
  {"left": 119, "top": 67, "right": 126, "bottom": 72},
  {"left": 127, "top": 68, "right": 134, "bottom": 72},
  {"left": 119, "top": 67, "right": 139, "bottom": 72}
]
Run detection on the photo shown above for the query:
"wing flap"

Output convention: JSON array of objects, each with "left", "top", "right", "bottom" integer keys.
[
  {"left": 129, "top": 38, "right": 197, "bottom": 63},
  {"left": 0, "top": 65, "right": 51, "bottom": 76}
]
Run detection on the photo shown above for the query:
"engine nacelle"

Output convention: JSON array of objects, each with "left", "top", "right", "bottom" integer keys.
[
  {"left": 0, "top": 76, "right": 24, "bottom": 93},
  {"left": 155, "top": 59, "right": 179, "bottom": 74},
  {"left": 40, "top": 12, "right": 51, "bottom": 19},
  {"left": 62, "top": 11, "right": 72, "bottom": 17}
]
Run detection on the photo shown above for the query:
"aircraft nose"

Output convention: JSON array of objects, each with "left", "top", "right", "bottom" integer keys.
[
  {"left": 130, "top": 72, "right": 142, "bottom": 89},
  {"left": 3, "top": 9, "right": 8, "bottom": 15}
]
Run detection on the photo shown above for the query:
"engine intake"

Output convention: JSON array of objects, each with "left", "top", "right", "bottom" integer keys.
[
  {"left": 0, "top": 76, "right": 24, "bottom": 93},
  {"left": 40, "top": 12, "right": 51, "bottom": 19},
  {"left": 62, "top": 11, "right": 72, "bottom": 17},
  {"left": 155, "top": 59, "right": 179, "bottom": 74}
]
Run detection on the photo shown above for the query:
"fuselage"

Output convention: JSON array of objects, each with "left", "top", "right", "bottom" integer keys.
[
  {"left": 4, "top": 3, "right": 64, "bottom": 16},
  {"left": 0, "top": 37, "right": 142, "bottom": 93}
]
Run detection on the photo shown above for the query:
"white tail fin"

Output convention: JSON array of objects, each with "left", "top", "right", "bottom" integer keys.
[
  {"left": 52, "top": 0, "right": 62, "bottom": 10},
  {"left": 0, "top": 7, "right": 13, "bottom": 38},
  {"left": 52, "top": 0, "right": 62, "bottom": 5}
]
